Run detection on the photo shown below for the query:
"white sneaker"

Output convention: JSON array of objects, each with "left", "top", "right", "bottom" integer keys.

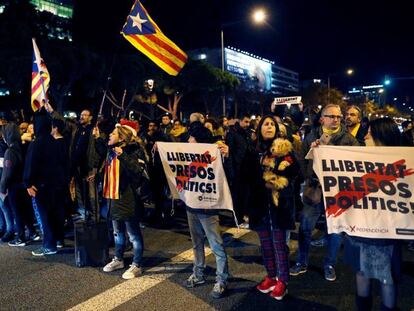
[
  {"left": 122, "top": 264, "right": 142, "bottom": 280},
  {"left": 103, "top": 258, "right": 124, "bottom": 272}
]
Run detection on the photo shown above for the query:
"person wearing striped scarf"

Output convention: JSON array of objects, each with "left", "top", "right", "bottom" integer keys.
[{"left": 102, "top": 124, "right": 146, "bottom": 280}]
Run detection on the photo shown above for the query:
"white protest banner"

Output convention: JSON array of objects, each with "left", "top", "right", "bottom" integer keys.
[
  {"left": 271, "top": 96, "right": 301, "bottom": 111},
  {"left": 309, "top": 146, "right": 414, "bottom": 240},
  {"left": 157, "top": 142, "right": 234, "bottom": 212}
]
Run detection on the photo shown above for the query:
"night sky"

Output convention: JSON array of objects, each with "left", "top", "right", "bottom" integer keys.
[{"left": 74, "top": 0, "right": 414, "bottom": 90}]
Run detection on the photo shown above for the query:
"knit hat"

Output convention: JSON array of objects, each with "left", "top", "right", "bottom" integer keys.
[
  {"left": 116, "top": 119, "right": 138, "bottom": 136},
  {"left": 188, "top": 125, "right": 214, "bottom": 143}
]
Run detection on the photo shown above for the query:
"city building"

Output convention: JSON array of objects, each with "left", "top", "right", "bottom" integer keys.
[
  {"left": 347, "top": 84, "right": 386, "bottom": 106},
  {"left": 30, "top": 0, "right": 73, "bottom": 19},
  {"left": 31, "top": 0, "right": 73, "bottom": 41},
  {"left": 0, "top": 0, "right": 73, "bottom": 40},
  {"left": 189, "top": 47, "right": 299, "bottom": 96}
]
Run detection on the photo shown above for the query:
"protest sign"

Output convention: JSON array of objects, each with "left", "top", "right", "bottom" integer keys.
[
  {"left": 309, "top": 146, "right": 414, "bottom": 239},
  {"left": 157, "top": 142, "right": 233, "bottom": 212},
  {"left": 271, "top": 96, "right": 301, "bottom": 111}
]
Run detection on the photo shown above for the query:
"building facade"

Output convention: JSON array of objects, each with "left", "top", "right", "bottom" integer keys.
[
  {"left": 31, "top": 0, "right": 73, "bottom": 41},
  {"left": 189, "top": 47, "right": 299, "bottom": 96}
]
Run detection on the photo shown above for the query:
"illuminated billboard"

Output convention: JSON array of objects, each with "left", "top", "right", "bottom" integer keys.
[{"left": 225, "top": 48, "right": 273, "bottom": 91}]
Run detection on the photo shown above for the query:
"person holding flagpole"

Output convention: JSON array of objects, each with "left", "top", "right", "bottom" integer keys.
[{"left": 31, "top": 38, "right": 50, "bottom": 112}]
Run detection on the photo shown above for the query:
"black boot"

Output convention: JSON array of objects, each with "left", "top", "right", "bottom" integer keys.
[{"left": 355, "top": 295, "right": 372, "bottom": 311}]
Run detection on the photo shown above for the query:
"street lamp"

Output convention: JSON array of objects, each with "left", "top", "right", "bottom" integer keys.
[
  {"left": 220, "top": 8, "right": 268, "bottom": 115},
  {"left": 252, "top": 8, "right": 267, "bottom": 24}
]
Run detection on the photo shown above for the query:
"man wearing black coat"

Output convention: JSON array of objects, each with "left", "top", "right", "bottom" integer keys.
[
  {"left": 290, "top": 104, "right": 359, "bottom": 282},
  {"left": 1, "top": 123, "right": 37, "bottom": 246},
  {"left": 24, "top": 110, "right": 64, "bottom": 256}
]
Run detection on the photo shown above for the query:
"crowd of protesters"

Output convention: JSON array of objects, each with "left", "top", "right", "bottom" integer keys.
[{"left": 0, "top": 102, "right": 413, "bottom": 309}]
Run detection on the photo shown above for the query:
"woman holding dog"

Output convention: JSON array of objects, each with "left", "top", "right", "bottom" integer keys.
[{"left": 244, "top": 115, "right": 300, "bottom": 300}]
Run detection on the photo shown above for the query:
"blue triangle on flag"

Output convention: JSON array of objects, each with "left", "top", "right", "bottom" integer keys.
[{"left": 122, "top": 1, "right": 156, "bottom": 35}]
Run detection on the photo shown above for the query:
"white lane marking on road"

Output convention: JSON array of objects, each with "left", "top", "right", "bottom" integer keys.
[{"left": 67, "top": 227, "right": 250, "bottom": 311}]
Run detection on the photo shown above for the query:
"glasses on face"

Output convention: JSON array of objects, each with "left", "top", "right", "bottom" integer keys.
[{"left": 323, "top": 115, "right": 342, "bottom": 120}]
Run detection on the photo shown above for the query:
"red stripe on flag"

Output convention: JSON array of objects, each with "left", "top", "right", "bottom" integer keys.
[
  {"left": 32, "top": 100, "right": 41, "bottom": 110},
  {"left": 32, "top": 77, "right": 43, "bottom": 94},
  {"left": 129, "top": 35, "right": 182, "bottom": 73},
  {"left": 145, "top": 34, "right": 187, "bottom": 63},
  {"left": 111, "top": 158, "right": 117, "bottom": 198},
  {"left": 326, "top": 159, "right": 414, "bottom": 218}
]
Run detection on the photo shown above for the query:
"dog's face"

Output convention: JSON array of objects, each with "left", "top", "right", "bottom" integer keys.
[
  {"left": 270, "top": 138, "right": 293, "bottom": 157},
  {"left": 263, "top": 171, "right": 277, "bottom": 183}
]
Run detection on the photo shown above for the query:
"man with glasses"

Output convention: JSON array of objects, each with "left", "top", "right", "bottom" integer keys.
[
  {"left": 290, "top": 104, "right": 359, "bottom": 281},
  {"left": 71, "top": 109, "right": 102, "bottom": 222},
  {"left": 345, "top": 105, "right": 368, "bottom": 145}
]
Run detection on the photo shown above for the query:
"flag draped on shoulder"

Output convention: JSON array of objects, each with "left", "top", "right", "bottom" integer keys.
[
  {"left": 103, "top": 151, "right": 120, "bottom": 200},
  {"left": 31, "top": 38, "right": 50, "bottom": 112},
  {"left": 121, "top": 0, "right": 188, "bottom": 76}
]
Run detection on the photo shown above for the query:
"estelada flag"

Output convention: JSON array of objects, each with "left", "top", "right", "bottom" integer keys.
[
  {"left": 31, "top": 38, "right": 50, "bottom": 112},
  {"left": 103, "top": 150, "right": 120, "bottom": 200},
  {"left": 121, "top": 0, "right": 187, "bottom": 76}
]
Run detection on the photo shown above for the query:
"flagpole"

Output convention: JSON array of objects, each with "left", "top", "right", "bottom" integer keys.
[
  {"left": 98, "top": 54, "right": 116, "bottom": 116},
  {"left": 32, "top": 38, "right": 49, "bottom": 105}
]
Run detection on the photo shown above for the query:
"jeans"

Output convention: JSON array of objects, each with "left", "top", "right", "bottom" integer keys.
[
  {"left": 0, "top": 196, "right": 14, "bottom": 234},
  {"left": 186, "top": 211, "right": 229, "bottom": 284},
  {"left": 35, "top": 187, "right": 64, "bottom": 250},
  {"left": 297, "top": 202, "right": 343, "bottom": 267},
  {"left": 112, "top": 220, "right": 143, "bottom": 266},
  {"left": 31, "top": 197, "right": 43, "bottom": 234},
  {"left": 9, "top": 186, "right": 35, "bottom": 240}
]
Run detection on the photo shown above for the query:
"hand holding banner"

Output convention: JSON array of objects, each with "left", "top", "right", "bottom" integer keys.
[
  {"left": 157, "top": 142, "right": 233, "bottom": 212},
  {"left": 271, "top": 96, "right": 301, "bottom": 111}
]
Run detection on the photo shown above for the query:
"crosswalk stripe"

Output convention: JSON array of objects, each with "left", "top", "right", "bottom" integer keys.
[{"left": 67, "top": 227, "right": 250, "bottom": 311}]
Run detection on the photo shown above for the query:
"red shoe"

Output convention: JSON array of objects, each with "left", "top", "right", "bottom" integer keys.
[
  {"left": 269, "top": 280, "right": 288, "bottom": 300},
  {"left": 256, "top": 276, "right": 278, "bottom": 293}
]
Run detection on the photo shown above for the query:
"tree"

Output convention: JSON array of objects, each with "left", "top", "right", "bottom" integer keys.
[
  {"left": 302, "top": 83, "right": 347, "bottom": 111},
  {"left": 130, "top": 60, "right": 240, "bottom": 119}
]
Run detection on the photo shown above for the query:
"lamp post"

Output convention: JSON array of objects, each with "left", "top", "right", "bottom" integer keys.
[
  {"left": 327, "top": 68, "right": 354, "bottom": 104},
  {"left": 220, "top": 8, "right": 267, "bottom": 115}
]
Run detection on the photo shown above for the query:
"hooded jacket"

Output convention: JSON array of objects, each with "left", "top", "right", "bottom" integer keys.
[
  {"left": 0, "top": 123, "right": 23, "bottom": 193},
  {"left": 23, "top": 113, "right": 65, "bottom": 188}
]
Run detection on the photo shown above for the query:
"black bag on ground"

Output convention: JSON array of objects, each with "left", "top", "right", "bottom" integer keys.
[{"left": 74, "top": 220, "right": 109, "bottom": 267}]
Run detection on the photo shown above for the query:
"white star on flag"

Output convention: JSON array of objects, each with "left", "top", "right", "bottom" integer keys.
[{"left": 129, "top": 12, "right": 147, "bottom": 32}]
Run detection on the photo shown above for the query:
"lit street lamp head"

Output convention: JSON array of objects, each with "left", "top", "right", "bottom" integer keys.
[{"left": 252, "top": 9, "right": 267, "bottom": 24}]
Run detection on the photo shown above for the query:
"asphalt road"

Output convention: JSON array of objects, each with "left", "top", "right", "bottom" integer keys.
[{"left": 0, "top": 208, "right": 413, "bottom": 311}]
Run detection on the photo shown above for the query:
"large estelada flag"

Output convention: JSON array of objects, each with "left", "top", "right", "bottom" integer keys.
[
  {"left": 31, "top": 38, "right": 50, "bottom": 112},
  {"left": 121, "top": 1, "right": 187, "bottom": 76},
  {"left": 308, "top": 146, "right": 414, "bottom": 240}
]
